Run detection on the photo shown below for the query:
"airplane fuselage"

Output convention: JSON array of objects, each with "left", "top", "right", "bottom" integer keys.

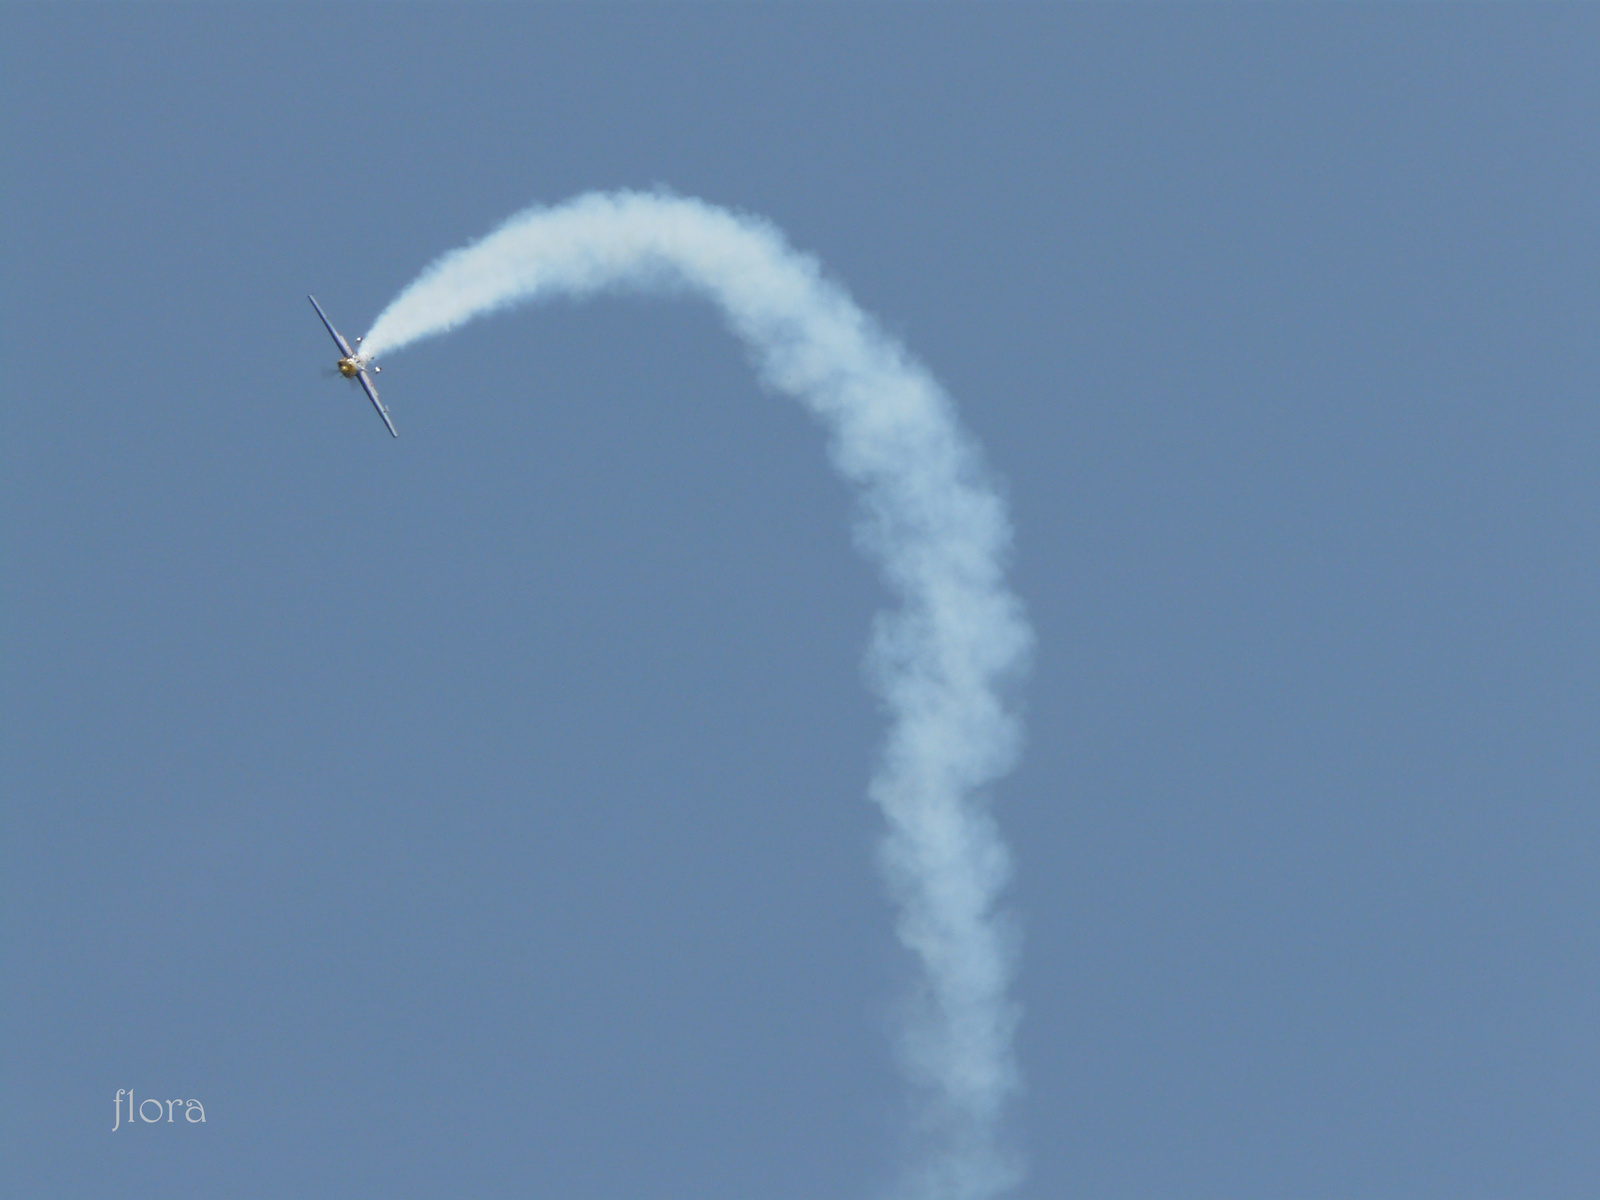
[{"left": 337, "top": 357, "right": 362, "bottom": 378}]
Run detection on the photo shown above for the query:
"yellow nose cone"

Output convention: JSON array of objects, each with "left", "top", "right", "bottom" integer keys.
[{"left": 338, "top": 359, "right": 359, "bottom": 377}]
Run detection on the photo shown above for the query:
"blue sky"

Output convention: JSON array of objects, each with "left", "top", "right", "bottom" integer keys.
[{"left": 5, "top": 5, "right": 1600, "bottom": 1199}]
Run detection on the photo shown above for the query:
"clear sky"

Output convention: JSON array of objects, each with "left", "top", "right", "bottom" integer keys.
[{"left": 4, "top": 5, "right": 1599, "bottom": 1199}]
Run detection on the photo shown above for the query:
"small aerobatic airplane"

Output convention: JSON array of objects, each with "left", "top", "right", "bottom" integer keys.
[{"left": 308, "top": 295, "right": 397, "bottom": 438}]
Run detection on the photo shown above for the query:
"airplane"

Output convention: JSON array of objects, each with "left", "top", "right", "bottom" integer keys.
[{"left": 308, "top": 295, "right": 397, "bottom": 438}]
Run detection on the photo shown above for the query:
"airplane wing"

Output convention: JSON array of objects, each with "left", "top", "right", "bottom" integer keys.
[
  {"left": 357, "top": 370, "right": 398, "bottom": 438},
  {"left": 307, "top": 294, "right": 355, "bottom": 358}
]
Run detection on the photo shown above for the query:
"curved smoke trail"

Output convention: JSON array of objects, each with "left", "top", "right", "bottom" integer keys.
[{"left": 361, "top": 192, "right": 1032, "bottom": 1200}]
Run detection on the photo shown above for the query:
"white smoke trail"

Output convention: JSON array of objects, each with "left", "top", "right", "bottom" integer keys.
[{"left": 361, "top": 191, "right": 1032, "bottom": 1200}]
